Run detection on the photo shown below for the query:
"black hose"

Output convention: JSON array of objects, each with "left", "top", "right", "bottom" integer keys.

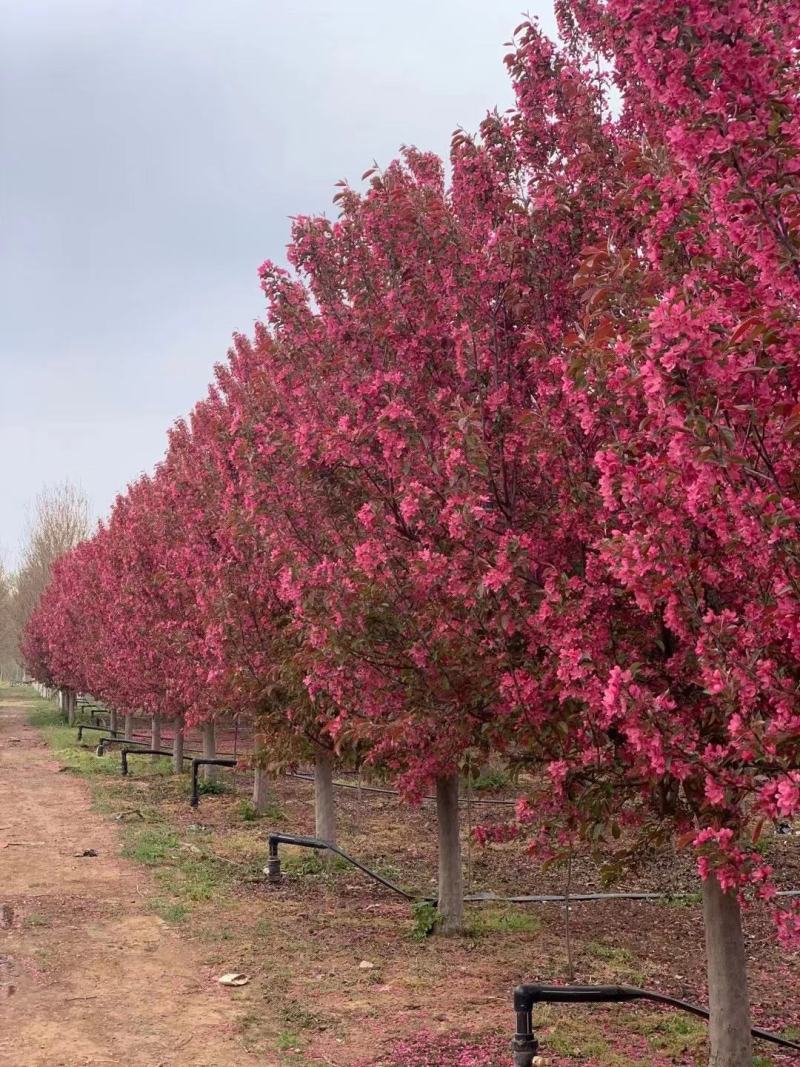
[
  {"left": 76, "top": 723, "right": 118, "bottom": 741},
  {"left": 263, "top": 834, "right": 800, "bottom": 907},
  {"left": 513, "top": 984, "right": 800, "bottom": 1054},
  {"left": 120, "top": 747, "right": 187, "bottom": 775},
  {"left": 467, "top": 889, "right": 800, "bottom": 903},
  {"left": 190, "top": 758, "right": 238, "bottom": 808},
  {"left": 286, "top": 771, "right": 517, "bottom": 806},
  {"left": 266, "top": 833, "right": 416, "bottom": 901},
  {"left": 97, "top": 736, "right": 149, "bottom": 755}
]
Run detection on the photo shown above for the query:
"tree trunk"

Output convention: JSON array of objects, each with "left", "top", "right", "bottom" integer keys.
[
  {"left": 67, "top": 689, "right": 76, "bottom": 727},
  {"left": 172, "top": 719, "right": 185, "bottom": 774},
  {"left": 109, "top": 708, "right": 118, "bottom": 734},
  {"left": 151, "top": 713, "right": 161, "bottom": 759},
  {"left": 702, "top": 873, "right": 753, "bottom": 1067},
  {"left": 202, "top": 720, "right": 217, "bottom": 782},
  {"left": 124, "top": 714, "right": 133, "bottom": 742},
  {"left": 314, "top": 748, "right": 337, "bottom": 847},
  {"left": 436, "top": 774, "right": 463, "bottom": 935},
  {"left": 252, "top": 766, "right": 270, "bottom": 814}
]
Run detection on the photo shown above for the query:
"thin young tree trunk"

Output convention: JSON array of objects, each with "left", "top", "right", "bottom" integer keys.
[
  {"left": 109, "top": 708, "right": 118, "bottom": 735},
  {"left": 67, "top": 689, "right": 76, "bottom": 727},
  {"left": 702, "top": 873, "right": 753, "bottom": 1067},
  {"left": 201, "top": 720, "right": 217, "bottom": 782},
  {"left": 124, "top": 714, "right": 133, "bottom": 742},
  {"left": 151, "top": 713, "right": 161, "bottom": 759},
  {"left": 172, "top": 718, "right": 185, "bottom": 774},
  {"left": 314, "top": 748, "right": 337, "bottom": 847},
  {"left": 436, "top": 774, "right": 463, "bottom": 935},
  {"left": 252, "top": 766, "right": 270, "bottom": 814}
]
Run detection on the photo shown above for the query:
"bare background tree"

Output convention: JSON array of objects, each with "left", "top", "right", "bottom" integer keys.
[
  {"left": 2, "top": 481, "right": 90, "bottom": 676},
  {"left": 0, "top": 563, "right": 18, "bottom": 679}
]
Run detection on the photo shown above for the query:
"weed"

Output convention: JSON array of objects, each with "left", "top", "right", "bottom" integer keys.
[
  {"left": 281, "top": 849, "right": 348, "bottom": 877},
  {"left": 584, "top": 941, "right": 634, "bottom": 965},
  {"left": 276, "top": 1029, "right": 303, "bottom": 1051},
  {"left": 639, "top": 1010, "right": 706, "bottom": 1055},
  {"left": 410, "top": 900, "right": 439, "bottom": 940},
  {"left": 466, "top": 905, "right": 540, "bottom": 936},
  {"left": 198, "top": 778, "right": 231, "bottom": 796},
  {"left": 661, "top": 892, "right": 702, "bottom": 908},
  {"left": 469, "top": 766, "right": 511, "bottom": 792},
  {"left": 154, "top": 900, "right": 189, "bottom": 923}
]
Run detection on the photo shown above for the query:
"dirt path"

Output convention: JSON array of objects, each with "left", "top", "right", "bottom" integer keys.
[{"left": 0, "top": 696, "right": 267, "bottom": 1067}]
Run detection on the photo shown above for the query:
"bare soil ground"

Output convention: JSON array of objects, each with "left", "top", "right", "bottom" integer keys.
[
  {"left": 2, "top": 687, "right": 798, "bottom": 1067},
  {"left": 0, "top": 694, "right": 266, "bottom": 1067}
]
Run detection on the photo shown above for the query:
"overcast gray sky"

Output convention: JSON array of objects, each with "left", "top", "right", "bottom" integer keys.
[{"left": 0, "top": 0, "right": 557, "bottom": 567}]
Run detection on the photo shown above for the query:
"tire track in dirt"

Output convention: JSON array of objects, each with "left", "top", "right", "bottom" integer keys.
[{"left": 0, "top": 697, "right": 269, "bottom": 1067}]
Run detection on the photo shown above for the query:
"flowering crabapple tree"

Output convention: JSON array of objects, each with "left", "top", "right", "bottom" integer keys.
[
  {"left": 158, "top": 379, "right": 345, "bottom": 816},
  {"left": 252, "top": 23, "right": 620, "bottom": 931},
  {"left": 487, "top": 6, "right": 800, "bottom": 1065}
]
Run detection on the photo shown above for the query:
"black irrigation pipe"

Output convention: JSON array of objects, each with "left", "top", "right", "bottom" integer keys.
[
  {"left": 76, "top": 723, "right": 118, "bottom": 741},
  {"left": 190, "top": 758, "right": 238, "bottom": 808},
  {"left": 266, "top": 833, "right": 417, "bottom": 901},
  {"left": 264, "top": 834, "right": 800, "bottom": 908},
  {"left": 469, "top": 888, "right": 800, "bottom": 903},
  {"left": 511, "top": 983, "right": 800, "bottom": 1065},
  {"left": 286, "top": 771, "right": 519, "bottom": 807},
  {"left": 97, "top": 736, "right": 150, "bottom": 756},
  {"left": 120, "top": 747, "right": 189, "bottom": 775}
]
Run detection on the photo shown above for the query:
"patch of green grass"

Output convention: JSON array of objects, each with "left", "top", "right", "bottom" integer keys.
[
  {"left": 238, "top": 800, "right": 259, "bottom": 821},
  {"left": 122, "top": 826, "right": 180, "bottom": 865},
  {"left": 122, "top": 823, "right": 231, "bottom": 920},
  {"left": 238, "top": 798, "right": 284, "bottom": 822},
  {"left": 466, "top": 905, "right": 541, "bottom": 936},
  {"left": 26, "top": 703, "right": 63, "bottom": 729},
  {"left": 197, "top": 777, "right": 233, "bottom": 796},
  {"left": 468, "top": 765, "right": 511, "bottom": 792},
  {"left": 125, "top": 754, "right": 174, "bottom": 777},
  {"left": 631, "top": 1010, "right": 707, "bottom": 1056},
  {"left": 546, "top": 1026, "right": 613, "bottom": 1059},
  {"left": 175, "top": 857, "right": 225, "bottom": 901},
  {"left": 536, "top": 1007, "right": 662, "bottom": 1066},
  {"left": 371, "top": 858, "right": 405, "bottom": 884},
  {"left": 584, "top": 941, "right": 635, "bottom": 965},
  {"left": 153, "top": 900, "right": 189, "bottom": 923},
  {"left": 581, "top": 940, "right": 648, "bottom": 985},
  {"left": 282, "top": 851, "right": 324, "bottom": 876},
  {"left": 276, "top": 1029, "right": 304, "bottom": 1052},
  {"left": 661, "top": 891, "right": 702, "bottom": 908},
  {"left": 281, "top": 848, "right": 349, "bottom": 877}
]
